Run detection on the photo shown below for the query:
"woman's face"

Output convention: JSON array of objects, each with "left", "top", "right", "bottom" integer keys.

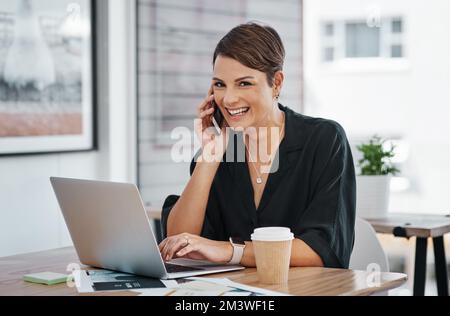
[{"left": 212, "top": 55, "right": 278, "bottom": 129}]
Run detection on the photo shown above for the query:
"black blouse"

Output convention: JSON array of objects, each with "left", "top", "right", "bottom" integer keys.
[{"left": 161, "top": 103, "right": 356, "bottom": 268}]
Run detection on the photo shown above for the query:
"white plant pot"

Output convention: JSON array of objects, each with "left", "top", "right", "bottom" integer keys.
[{"left": 356, "top": 175, "right": 391, "bottom": 219}]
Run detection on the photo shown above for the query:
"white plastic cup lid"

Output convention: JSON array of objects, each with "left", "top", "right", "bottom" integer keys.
[{"left": 251, "top": 227, "right": 294, "bottom": 242}]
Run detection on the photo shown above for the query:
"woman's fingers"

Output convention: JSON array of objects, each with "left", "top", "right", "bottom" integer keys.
[
  {"left": 161, "top": 240, "right": 171, "bottom": 260},
  {"left": 166, "top": 236, "right": 191, "bottom": 260},
  {"left": 161, "top": 236, "right": 226, "bottom": 263},
  {"left": 177, "top": 237, "right": 200, "bottom": 257},
  {"left": 161, "top": 237, "right": 179, "bottom": 260},
  {"left": 197, "top": 94, "right": 214, "bottom": 115},
  {"left": 177, "top": 244, "right": 196, "bottom": 257},
  {"left": 158, "top": 238, "right": 167, "bottom": 251},
  {"left": 199, "top": 107, "right": 214, "bottom": 119},
  {"left": 160, "top": 234, "right": 195, "bottom": 261}
]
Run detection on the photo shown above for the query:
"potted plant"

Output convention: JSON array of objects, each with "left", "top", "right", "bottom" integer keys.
[{"left": 356, "top": 135, "right": 399, "bottom": 219}]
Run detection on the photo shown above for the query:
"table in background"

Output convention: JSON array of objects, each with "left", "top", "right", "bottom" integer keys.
[
  {"left": 366, "top": 213, "right": 450, "bottom": 296},
  {"left": 0, "top": 247, "right": 407, "bottom": 296},
  {"left": 147, "top": 207, "right": 163, "bottom": 242}
]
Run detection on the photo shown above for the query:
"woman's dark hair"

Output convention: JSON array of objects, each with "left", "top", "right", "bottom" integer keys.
[{"left": 213, "top": 21, "right": 285, "bottom": 87}]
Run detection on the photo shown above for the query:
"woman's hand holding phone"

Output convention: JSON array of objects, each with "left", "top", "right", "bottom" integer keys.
[{"left": 194, "top": 86, "right": 228, "bottom": 163}]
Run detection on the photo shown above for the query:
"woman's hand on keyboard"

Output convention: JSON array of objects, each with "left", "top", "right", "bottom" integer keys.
[{"left": 159, "top": 233, "right": 233, "bottom": 264}]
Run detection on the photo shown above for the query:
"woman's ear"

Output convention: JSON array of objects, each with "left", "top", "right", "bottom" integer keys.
[{"left": 272, "top": 71, "right": 284, "bottom": 98}]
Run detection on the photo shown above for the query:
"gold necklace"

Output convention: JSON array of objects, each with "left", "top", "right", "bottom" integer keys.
[{"left": 244, "top": 117, "right": 285, "bottom": 184}]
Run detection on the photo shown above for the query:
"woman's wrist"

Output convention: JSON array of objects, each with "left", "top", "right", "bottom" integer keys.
[
  {"left": 196, "top": 159, "right": 221, "bottom": 174},
  {"left": 222, "top": 241, "right": 234, "bottom": 263}
]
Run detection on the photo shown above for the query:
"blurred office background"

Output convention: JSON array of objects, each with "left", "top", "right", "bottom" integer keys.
[{"left": 0, "top": 0, "right": 449, "bottom": 295}]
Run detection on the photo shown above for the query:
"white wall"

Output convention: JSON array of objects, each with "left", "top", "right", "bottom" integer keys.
[
  {"left": 304, "top": 0, "right": 450, "bottom": 138},
  {"left": 303, "top": 0, "right": 450, "bottom": 213},
  {"left": 0, "top": 0, "right": 137, "bottom": 257}
]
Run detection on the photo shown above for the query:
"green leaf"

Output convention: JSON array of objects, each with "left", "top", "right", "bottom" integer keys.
[{"left": 356, "top": 135, "right": 400, "bottom": 176}]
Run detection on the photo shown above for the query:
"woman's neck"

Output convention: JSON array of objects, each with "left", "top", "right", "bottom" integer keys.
[
  {"left": 244, "top": 104, "right": 285, "bottom": 162},
  {"left": 255, "top": 103, "right": 284, "bottom": 128},
  {"left": 247, "top": 104, "right": 284, "bottom": 139}
]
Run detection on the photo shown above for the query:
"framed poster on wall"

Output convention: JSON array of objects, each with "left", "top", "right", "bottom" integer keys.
[{"left": 0, "top": 0, "right": 96, "bottom": 155}]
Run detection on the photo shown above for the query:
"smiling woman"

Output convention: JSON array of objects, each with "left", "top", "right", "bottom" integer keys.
[
  {"left": 211, "top": 57, "right": 283, "bottom": 128},
  {"left": 159, "top": 22, "right": 356, "bottom": 269},
  {"left": 211, "top": 22, "right": 285, "bottom": 130}
]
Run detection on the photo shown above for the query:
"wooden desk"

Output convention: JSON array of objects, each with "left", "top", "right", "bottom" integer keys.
[
  {"left": 0, "top": 247, "right": 406, "bottom": 296},
  {"left": 366, "top": 213, "right": 450, "bottom": 296}
]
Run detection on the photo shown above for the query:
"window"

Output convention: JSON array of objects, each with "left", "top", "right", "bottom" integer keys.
[
  {"left": 324, "top": 23, "right": 334, "bottom": 36},
  {"left": 345, "top": 22, "right": 380, "bottom": 57},
  {"left": 391, "top": 44, "right": 402, "bottom": 58},
  {"left": 391, "top": 19, "right": 402, "bottom": 33},
  {"left": 321, "top": 16, "right": 404, "bottom": 62},
  {"left": 323, "top": 47, "right": 334, "bottom": 62}
]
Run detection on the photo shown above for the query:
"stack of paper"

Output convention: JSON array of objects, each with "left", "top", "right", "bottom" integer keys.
[
  {"left": 73, "top": 269, "right": 289, "bottom": 296},
  {"left": 133, "top": 277, "right": 289, "bottom": 296}
]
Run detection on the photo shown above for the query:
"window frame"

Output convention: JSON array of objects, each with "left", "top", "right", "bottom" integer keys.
[{"left": 320, "top": 16, "right": 407, "bottom": 71}]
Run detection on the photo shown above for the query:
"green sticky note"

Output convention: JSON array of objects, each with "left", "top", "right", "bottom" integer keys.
[{"left": 23, "top": 272, "right": 68, "bottom": 285}]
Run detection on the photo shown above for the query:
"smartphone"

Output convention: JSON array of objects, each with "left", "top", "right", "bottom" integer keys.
[{"left": 211, "top": 100, "right": 224, "bottom": 135}]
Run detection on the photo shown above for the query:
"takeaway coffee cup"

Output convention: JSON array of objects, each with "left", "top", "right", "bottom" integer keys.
[{"left": 251, "top": 227, "right": 294, "bottom": 285}]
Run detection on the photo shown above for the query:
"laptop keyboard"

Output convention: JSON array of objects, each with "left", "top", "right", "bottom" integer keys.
[{"left": 165, "top": 263, "right": 203, "bottom": 273}]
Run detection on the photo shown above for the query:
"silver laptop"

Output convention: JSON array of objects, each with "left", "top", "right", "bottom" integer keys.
[{"left": 50, "top": 177, "right": 244, "bottom": 279}]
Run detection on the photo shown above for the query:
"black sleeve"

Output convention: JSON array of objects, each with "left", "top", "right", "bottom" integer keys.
[
  {"left": 294, "top": 122, "right": 356, "bottom": 268},
  {"left": 160, "top": 150, "right": 222, "bottom": 240}
]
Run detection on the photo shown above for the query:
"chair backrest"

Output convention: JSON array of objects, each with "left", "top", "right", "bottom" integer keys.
[{"left": 349, "top": 217, "right": 389, "bottom": 272}]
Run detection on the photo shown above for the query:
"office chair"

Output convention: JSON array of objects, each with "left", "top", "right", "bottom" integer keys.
[{"left": 349, "top": 217, "right": 390, "bottom": 295}]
